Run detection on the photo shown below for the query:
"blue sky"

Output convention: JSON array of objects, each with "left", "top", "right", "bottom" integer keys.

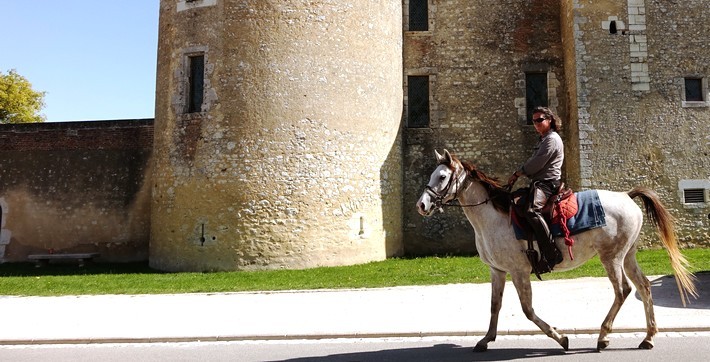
[{"left": 1, "top": 1, "right": 159, "bottom": 122}]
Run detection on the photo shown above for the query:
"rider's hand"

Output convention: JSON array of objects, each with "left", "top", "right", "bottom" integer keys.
[{"left": 507, "top": 172, "right": 519, "bottom": 187}]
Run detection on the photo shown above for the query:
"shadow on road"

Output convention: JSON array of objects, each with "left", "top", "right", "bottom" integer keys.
[
  {"left": 266, "top": 343, "right": 599, "bottom": 362},
  {"left": 642, "top": 271, "right": 709, "bottom": 309}
]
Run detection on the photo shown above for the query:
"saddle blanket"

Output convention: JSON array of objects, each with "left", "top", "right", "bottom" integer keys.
[{"left": 513, "top": 190, "right": 607, "bottom": 240}]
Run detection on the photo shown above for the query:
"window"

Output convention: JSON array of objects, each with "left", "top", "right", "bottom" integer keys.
[
  {"left": 683, "top": 189, "right": 706, "bottom": 204},
  {"left": 609, "top": 21, "right": 618, "bottom": 34},
  {"left": 187, "top": 55, "right": 205, "bottom": 113},
  {"left": 409, "top": 0, "right": 428, "bottom": 31},
  {"left": 407, "top": 76, "right": 430, "bottom": 128},
  {"left": 525, "top": 73, "right": 548, "bottom": 124},
  {"left": 685, "top": 78, "right": 703, "bottom": 102},
  {"left": 679, "top": 180, "right": 709, "bottom": 207}
]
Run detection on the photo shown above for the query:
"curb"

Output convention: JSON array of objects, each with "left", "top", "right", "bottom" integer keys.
[{"left": 3, "top": 327, "right": 710, "bottom": 346}]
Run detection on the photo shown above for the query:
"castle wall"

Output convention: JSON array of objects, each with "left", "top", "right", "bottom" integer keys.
[
  {"left": 0, "top": 120, "right": 153, "bottom": 262},
  {"left": 151, "top": 0, "right": 404, "bottom": 271},
  {"left": 402, "top": 0, "right": 569, "bottom": 255},
  {"left": 569, "top": 0, "right": 710, "bottom": 247}
]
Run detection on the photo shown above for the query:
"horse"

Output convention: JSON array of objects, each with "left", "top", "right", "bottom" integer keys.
[{"left": 415, "top": 149, "right": 697, "bottom": 352}]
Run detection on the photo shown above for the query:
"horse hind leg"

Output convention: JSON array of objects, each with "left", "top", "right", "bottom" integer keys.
[
  {"left": 624, "top": 249, "right": 657, "bottom": 349},
  {"left": 597, "top": 257, "right": 633, "bottom": 350},
  {"left": 511, "top": 272, "right": 569, "bottom": 351}
]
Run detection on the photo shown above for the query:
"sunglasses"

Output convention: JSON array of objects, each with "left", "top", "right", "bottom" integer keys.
[{"left": 532, "top": 117, "right": 547, "bottom": 123}]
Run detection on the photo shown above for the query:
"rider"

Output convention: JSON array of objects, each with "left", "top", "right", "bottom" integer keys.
[{"left": 507, "top": 106, "right": 564, "bottom": 272}]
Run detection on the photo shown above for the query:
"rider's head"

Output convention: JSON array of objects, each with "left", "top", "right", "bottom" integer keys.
[{"left": 532, "top": 106, "right": 562, "bottom": 133}]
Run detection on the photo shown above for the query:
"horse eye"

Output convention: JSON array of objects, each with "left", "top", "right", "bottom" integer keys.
[{"left": 440, "top": 174, "right": 447, "bottom": 180}]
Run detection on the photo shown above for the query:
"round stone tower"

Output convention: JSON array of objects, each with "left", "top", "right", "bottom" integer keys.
[{"left": 150, "top": 0, "right": 403, "bottom": 271}]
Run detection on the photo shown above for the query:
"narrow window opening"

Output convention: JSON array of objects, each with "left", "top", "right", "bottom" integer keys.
[
  {"left": 409, "top": 0, "right": 428, "bottom": 31},
  {"left": 407, "top": 76, "right": 430, "bottom": 128},
  {"left": 609, "top": 21, "right": 618, "bottom": 34},
  {"left": 525, "top": 73, "right": 548, "bottom": 124},
  {"left": 685, "top": 78, "right": 703, "bottom": 102},
  {"left": 684, "top": 189, "right": 706, "bottom": 204},
  {"left": 188, "top": 55, "right": 205, "bottom": 113}
]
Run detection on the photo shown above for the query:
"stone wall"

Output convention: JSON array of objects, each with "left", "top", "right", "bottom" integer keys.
[
  {"left": 568, "top": 0, "right": 710, "bottom": 247},
  {"left": 151, "top": 0, "right": 404, "bottom": 271},
  {"left": 0, "top": 120, "right": 153, "bottom": 262},
  {"left": 402, "top": 0, "right": 569, "bottom": 254},
  {"left": 403, "top": 0, "right": 709, "bottom": 253}
]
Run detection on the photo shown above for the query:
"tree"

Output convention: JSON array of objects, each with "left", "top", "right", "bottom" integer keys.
[{"left": 0, "top": 69, "right": 46, "bottom": 124}]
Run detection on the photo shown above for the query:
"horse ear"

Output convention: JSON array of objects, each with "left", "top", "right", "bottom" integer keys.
[
  {"left": 443, "top": 149, "right": 453, "bottom": 164},
  {"left": 435, "top": 149, "right": 453, "bottom": 165},
  {"left": 435, "top": 149, "right": 444, "bottom": 164}
]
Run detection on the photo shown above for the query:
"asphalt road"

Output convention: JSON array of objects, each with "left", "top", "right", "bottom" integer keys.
[{"left": 1, "top": 332, "right": 708, "bottom": 362}]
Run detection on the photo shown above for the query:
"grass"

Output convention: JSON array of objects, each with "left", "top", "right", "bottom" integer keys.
[{"left": 0, "top": 249, "right": 708, "bottom": 297}]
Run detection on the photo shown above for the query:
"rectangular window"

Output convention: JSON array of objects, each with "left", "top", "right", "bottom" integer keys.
[
  {"left": 409, "top": 0, "right": 428, "bottom": 31},
  {"left": 188, "top": 55, "right": 205, "bottom": 113},
  {"left": 407, "top": 76, "right": 430, "bottom": 128},
  {"left": 683, "top": 189, "right": 706, "bottom": 204},
  {"left": 526, "top": 72, "right": 548, "bottom": 124},
  {"left": 685, "top": 78, "right": 703, "bottom": 102}
]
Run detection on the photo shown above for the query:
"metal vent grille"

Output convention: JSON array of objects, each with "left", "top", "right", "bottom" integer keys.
[{"left": 683, "top": 188, "right": 706, "bottom": 203}]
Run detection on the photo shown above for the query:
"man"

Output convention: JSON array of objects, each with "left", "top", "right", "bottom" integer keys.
[{"left": 508, "top": 106, "right": 564, "bottom": 272}]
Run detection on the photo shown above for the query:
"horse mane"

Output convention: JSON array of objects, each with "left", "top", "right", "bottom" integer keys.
[{"left": 457, "top": 159, "right": 511, "bottom": 214}]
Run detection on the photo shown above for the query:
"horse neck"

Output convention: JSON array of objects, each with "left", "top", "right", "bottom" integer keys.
[{"left": 458, "top": 180, "right": 509, "bottom": 231}]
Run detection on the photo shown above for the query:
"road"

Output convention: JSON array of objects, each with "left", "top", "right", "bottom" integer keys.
[{"left": 1, "top": 332, "right": 709, "bottom": 362}]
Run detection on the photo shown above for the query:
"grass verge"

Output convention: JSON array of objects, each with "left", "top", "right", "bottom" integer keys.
[{"left": 0, "top": 249, "right": 707, "bottom": 297}]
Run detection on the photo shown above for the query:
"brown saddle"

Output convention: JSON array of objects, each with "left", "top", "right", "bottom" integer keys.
[
  {"left": 511, "top": 183, "right": 575, "bottom": 224},
  {"left": 511, "top": 184, "right": 577, "bottom": 279}
]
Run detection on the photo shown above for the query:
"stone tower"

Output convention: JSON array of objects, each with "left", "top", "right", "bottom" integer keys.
[{"left": 151, "top": 0, "right": 404, "bottom": 271}]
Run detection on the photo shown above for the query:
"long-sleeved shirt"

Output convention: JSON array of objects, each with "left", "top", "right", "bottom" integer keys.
[{"left": 517, "top": 130, "right": 564, "bottom": 182}]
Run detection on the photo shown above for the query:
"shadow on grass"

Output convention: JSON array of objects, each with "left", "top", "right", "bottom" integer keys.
[{"left": 0, "top": 262, "right": 163, "bottom": 277}]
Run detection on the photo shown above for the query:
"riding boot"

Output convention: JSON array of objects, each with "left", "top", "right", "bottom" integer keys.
[
  {"left": 526, "top": 186, "right": 563, "bottom": 272},
  {"left": 528, "top": 213, "right": 562, "bottom": 271}
]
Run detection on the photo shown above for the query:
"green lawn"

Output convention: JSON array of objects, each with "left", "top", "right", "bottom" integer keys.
[{"left": 0, "top": 248, "right": 707, "bottom": 297}]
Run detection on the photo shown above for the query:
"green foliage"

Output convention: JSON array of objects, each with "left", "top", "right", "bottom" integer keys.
[
  {"left": 0, "top": 69, "right": 46, "bottom": 123},
  {"left": 0, "top": 249, "right": 707, "bottom": 296}
]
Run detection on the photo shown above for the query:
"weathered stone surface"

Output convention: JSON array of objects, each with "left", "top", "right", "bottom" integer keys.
[{"left": 151, "top": 0, "right": 404, "bottom": 271}]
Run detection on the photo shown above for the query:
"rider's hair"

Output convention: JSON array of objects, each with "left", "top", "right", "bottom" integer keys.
[{"left": 533, "top": 106, "right": 562, "bottom": 133}]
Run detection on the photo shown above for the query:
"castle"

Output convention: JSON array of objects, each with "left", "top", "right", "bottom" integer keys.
[{"left": 1, "top": 0, "right": 707, "bottom": 270}]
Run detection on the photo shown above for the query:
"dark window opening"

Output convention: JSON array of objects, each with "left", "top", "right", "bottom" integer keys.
[
  {"left": 685, "top": 78, "right": 703, "bottom": 102},
  {"left": 409, "top": 0, "right": 428, "bottom": 31},
  {"left": 526, "top": 73, "right": 548, "bottom": 124},
  {"left": 609, "top": 21, "right": 618, "bottom": 34},
  {"left": 407, "top": 76, "right": 430, "bottom": 128},
  {"left": 684, "top": 189, "right": 706, "bottom": 203},
  {"left": 188, "top": 55, "right": 205, "bottom": 113}
]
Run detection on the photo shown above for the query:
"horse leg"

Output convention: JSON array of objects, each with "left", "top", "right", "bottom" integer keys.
[
  {"left": 510, "top": 272, "right": 569, "bottom": 350},
  {"left": 624, "top": 250, "right": 657, "bottom": 349},
  {"left": 474, "top": 267, "right": 506, "bottom": 352},
  {"left": 597, "top": 257, "right": 633, "bottom": 350}
]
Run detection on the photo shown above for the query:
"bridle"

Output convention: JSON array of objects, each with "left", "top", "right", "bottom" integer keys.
[{"left": 424, "top": 163, "right": 491, "bottom": 212}]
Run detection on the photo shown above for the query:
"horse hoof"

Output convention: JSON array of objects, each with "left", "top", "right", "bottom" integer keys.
[
  {"left": 473, "top": 343, "right": 488, "bottom": 352},
  {"left": 638, "top": 341, "right": 654, "bottom": 350},
  {"left": 560, "top": 336, "right": 569, "bottom": 351},
  {"left": 597, "top": 340, "right": 609, "bottom": 351}
]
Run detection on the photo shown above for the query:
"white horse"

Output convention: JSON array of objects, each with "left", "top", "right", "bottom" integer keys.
[{"left": 416, "top": 149, "right": 697, "bottom": 352}]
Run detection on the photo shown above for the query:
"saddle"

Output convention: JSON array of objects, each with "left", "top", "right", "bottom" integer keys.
[{"left": 511, "top": 184, "right": 578, "bottom": 279}]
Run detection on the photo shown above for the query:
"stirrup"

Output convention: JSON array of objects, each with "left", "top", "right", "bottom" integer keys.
[{"left": 526, "top": 249, "right": 548, "bottom": 280}]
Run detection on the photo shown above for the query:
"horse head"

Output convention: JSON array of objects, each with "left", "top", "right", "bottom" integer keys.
[{"left": 416, "top": 149, "right": 467, "bottom": 216}]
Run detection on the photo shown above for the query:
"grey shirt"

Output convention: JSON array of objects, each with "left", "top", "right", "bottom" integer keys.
[{"left": 518, "top": 130, "right": 564, "bottom": 182}]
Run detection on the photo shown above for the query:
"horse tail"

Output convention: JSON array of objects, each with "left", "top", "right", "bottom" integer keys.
[{"left": 628, "top": 187, "right": 698, "bottom": 306}]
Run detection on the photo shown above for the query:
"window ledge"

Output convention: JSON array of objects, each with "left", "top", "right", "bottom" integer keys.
[{"left": 682, "top": 101, "right": 709, "bottom": 108}]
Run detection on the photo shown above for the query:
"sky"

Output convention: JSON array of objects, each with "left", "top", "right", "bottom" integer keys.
[{"left": 1, "top": 1, "right": 159, "bottom": 122}]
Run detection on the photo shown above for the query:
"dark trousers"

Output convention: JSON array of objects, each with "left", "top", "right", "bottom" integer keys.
[{"left": 525, "top": 180, "right": 561, "bottom": 265}]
